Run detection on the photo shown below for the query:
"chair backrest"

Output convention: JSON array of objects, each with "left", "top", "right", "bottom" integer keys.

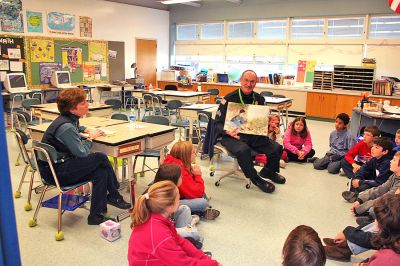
[
  {"left": 32, "top": 141, "right": 63, "bottom": 188},
  {"left": 167, "top": 99, "right": 183, "bottom": 110},
  {"left": 111, "top": 113, "right": 128, "bottom": 121},
  {"left": 104, "top": 99, "right": 123, "bottom": 110},
  {"left": 164, "top": 84, "right": 178, "bottom": 91},
  {"left": 13, "top": 111, "right": 31, "bottom": 131},
  {"left": 207, "top": 88, "right": 220, "bottom": 96},
  {"left": 260, "top": 91, "right": 273, "bottom": 97},
  {"left": 14, "top": 129, "right": 31, "bottom": 165},
  {"left": 142, "top": 115, "right": 169, "bottom": 126},
  {"left": 29, "top": 91, "right": 43, "bottom": 103},
  {"left": 151, "top": 95, "right": 163, "bottom": 113},
  {"left": 22, "top": 98, "right": 41, "bottom": 110},
  {"left": 273, "top": 94, "right": 286, "bottom": 98},
  {"left": 142, "top": 93, "right": 154, "bottom": 111}
]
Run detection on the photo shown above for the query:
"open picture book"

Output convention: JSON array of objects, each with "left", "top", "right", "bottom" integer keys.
[{"left": 224, "top": 102, "right": 270, "bottom": 136}]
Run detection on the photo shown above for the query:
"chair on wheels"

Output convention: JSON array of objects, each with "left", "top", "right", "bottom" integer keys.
[
  {"left": 207, "top": 88, "right": 221, "bottom": 103},
  {"left": 30, "top": 141, "right": 90, "bottom": 241},
  {"left": 133, "top": 115, "right": 170, "bottom": 178},
  {"left": 165, "top": 84, "right": 178, "bottom": 91},
  {"left": 13, "top": 129, "right": 38, "bottom": 211}
]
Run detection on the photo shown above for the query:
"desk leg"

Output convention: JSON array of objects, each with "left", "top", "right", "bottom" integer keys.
[
  {"left": 285, "top": 108, "right": 289, "bottom": 130},
  {"left": 188, "top": 117, "right": 194, "bottom": 141}
]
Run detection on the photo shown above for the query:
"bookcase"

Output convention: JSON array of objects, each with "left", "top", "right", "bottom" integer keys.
[
  {"left": 333, "top": 66, "right": 375, "bottom": 91},
  {"left": 312, "top": 71, "right": 333, "bottom": 90}
]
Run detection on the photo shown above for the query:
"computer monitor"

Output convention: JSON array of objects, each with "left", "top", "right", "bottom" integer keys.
[
  {"left": 3, "top": 73, "right": 28, "bottom": 93},
  {"left": 217, "top": 73, "right": 229, "bottom": 83},
  {"left": 51, "top": 71, "right": 71, "bottom": 88}
]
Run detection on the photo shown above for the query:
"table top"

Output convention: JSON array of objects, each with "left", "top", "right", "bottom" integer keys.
[
  {"left": 154, "top": 91, "right": 210, "bottom": 97},
  {"left": 263, "top": 96, "right": 292, "bottom": 104},
  {"left": 32, "top": 103, "right": 112, "bottom": 112},
  {"left": 179, "top": 104, "right": 219, "bottom": 111},
  {"left": 28, "top": 117, "right": 176, "bottom": 146},
  {"left": 353, "top": 109, "right": 400, "bottom": 121}
]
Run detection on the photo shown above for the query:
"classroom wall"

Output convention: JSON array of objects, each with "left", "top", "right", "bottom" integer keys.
[{"left": 14, "top": 0, "right": 170, "bottom": 80}]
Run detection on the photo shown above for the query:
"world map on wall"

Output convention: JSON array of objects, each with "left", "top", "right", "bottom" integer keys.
[{"left": 47, "top": 12, "right": 75, "bottom": 31}]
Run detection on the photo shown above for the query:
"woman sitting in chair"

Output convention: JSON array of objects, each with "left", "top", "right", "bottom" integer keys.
[{"left": 39, "top": 88, "right": 130, "bottom": 225}]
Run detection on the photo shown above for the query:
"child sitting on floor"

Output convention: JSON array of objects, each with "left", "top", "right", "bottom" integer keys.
[
  {"left": 283, "top": 117, "right": 315, "bottom": 163},
  {"left": 152, "top": 164, "right": 202, "bottom": 247},
  {"left": 128, "top": 181, "right": 219, "bottom": 266},
  {"left": 313, "top": 113, "right": 355, "bottom": 174},
  {"left": 349, "top": 151, "right": 400, "bottom": 217},
  {"left": 340, "top": 126, "right": 380, "bottom": 179},
  {"left": 267, "top": 114, "right": 287, "bottom": 168},
  {"left": 394, "top": 129, "right": 400, "bottom": 152},
  {"left": 342, "top": 137, "right": 393, "bottom": 203},
  {"left": 282, "top": 225, "right": 326, "bottom": 266},
  {"left": 163, "top": 141, "right": 220, "bottom": 219}
]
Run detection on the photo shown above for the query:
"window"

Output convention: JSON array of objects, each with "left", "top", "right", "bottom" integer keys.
[
  {"left": 328, "top": 17, "right": 364, "bottom": 38},
  {"left": 291, "top": 19, "right": 324, "bottom": 38},
  {"left": 201, "top": 23, "right": 224, "bottom": 39},
  {"left": 258, "top": 20, "right": 287, "bottom": 39},
  {"left": 177, "top": 24, "right": 198, "bottom": 40},
  {"left": 369, "top": 16, "right": 400, "bottom": 39},
  {"left": 228, "top": 22, "right": 254, "bottom": 39}
]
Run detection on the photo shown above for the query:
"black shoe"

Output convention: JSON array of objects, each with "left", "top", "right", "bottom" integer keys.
[
  {"left": 307, "top": 157, "right": 318, "bottom": 163},
  {"left": 342, "top": 191, "right": 357, "bottom": 203},
  {"left": 356, "top": 216, "right": 374, "bottom": 227},
  {"left": 107, "top": 194, "right": 131, "bottom": 209},
  {"left": 259, "top": 170, "right": 286, "bottom": 184},
  {"left": 251, "top": 177, "right": 275, "bottom": 193},
  {"left": 88, "top": 213, "right": 116, "bottom": 225}
]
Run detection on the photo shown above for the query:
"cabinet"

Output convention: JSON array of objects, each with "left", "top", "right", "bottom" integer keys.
[
  {"left": 333, "top": 66, "right": 375, "bottom": 91},
  {"left": 306, "top": 92, "right": 337, "bottom": 119},
  {"left": 336, "top": 95, "right": 360, "bottom": 116}
]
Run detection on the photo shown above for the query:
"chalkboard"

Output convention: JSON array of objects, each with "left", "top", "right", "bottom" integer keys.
[{"left": 0, "top": 35, "right": 26, "bottom": 76}]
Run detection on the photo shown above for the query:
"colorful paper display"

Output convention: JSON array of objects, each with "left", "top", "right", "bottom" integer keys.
[
  {"left": 0, "top": 0, "right": 24, "bottom": 33},
  {"left": 27, "top": 11, "right": 43, "bottom": 33},
  {"left": 30, "top": 39, "right": 55, "bottom": 62}
]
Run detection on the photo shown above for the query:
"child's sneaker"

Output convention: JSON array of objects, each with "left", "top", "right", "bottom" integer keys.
[
  {"left": 202, "top": 208, "right": 220, "bottom": 220},
  {"left": 306, "top": 157, "right": 318, "bottom": 163},
  {"left": 279, "top": 159, "right": 286, "bottom": 168},
  {"left": 342, "top": 191, "right": 357, "bottom": 203},
  {"left": 190, "top": 215, "right": 200, "bottom": 227},
  {"left": 339, "top": 168, "right": 346, "bottom": 176}
]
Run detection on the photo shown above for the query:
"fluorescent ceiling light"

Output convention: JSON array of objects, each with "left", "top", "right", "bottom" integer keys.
[{"left": 161, "top": 0, "right": 200, "bottom": 4}]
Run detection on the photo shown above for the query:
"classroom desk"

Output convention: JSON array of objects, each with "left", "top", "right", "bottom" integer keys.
[
  {"left": 264, "top": 96, "right": 293, "bottom": 129},
  {"left": 179, "top": 104, "right": 219, "bottom": 139},
  {"left": 154, "top": 90, "right": 210, "bottom": 103},
  {"left": 350, "top": 109, "right": 400, "bottom": 138},
  {"left": 31, "top": 103, "right": 113, "bottom": 123}
]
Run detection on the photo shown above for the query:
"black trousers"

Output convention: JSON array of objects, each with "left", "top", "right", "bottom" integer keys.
[
  {"left": 39, "top": 152, "right": 120, "bottom": 215},
  {"left": 340, "top": 158, "right": 364, "bottom": 180},
  {"left": 220, "top": 134, "right": 282, "bottom": 181},
  {"left": 285, "top": 149, "right": 315, "bottom": 162}
]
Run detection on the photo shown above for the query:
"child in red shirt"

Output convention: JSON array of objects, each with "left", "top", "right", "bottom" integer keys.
[{"left": 340, "top": 126, "right": 380, "bottom": 179}]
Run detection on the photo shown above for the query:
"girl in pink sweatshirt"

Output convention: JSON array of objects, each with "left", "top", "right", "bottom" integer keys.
[
  {"left": 283, "top": 117, "right": 315, "bottom": 162},
  {"left": 128, "top": 181, "right": 219, "bottom": 266}
]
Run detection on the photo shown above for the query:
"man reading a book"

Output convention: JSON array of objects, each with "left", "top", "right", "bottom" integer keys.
[{"left": 215, "top": 70, "right": 286, "bottom": 193}]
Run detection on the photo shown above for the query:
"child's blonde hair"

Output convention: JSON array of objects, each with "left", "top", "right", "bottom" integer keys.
[
  {"left": 131, "top": 181, "right": 178, "bottom": 228},
  {"left": 170, "top": 141, "right": 194, "bottom": 175},
  {"left": 268, "top": 114, "right": 280, "bottom": 125}
]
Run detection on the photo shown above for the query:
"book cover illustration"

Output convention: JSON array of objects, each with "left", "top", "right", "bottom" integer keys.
[{"left": 224, "top": 102, "right": 270, "bottom": 136}]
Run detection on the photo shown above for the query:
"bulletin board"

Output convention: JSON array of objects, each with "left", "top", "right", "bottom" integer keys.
[
  {"left": 0, "top": 35, "right": 26, "bottom": 82},
  {"left": 25, "top": 36, "right": 109, "bottom": 88}
]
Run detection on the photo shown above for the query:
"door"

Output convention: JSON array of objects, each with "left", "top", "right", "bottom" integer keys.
[{"left": 136, "top": 39, "right": 157, "bottom": 87}]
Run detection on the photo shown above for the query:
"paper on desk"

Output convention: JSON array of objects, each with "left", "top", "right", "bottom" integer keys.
[
  {"left": 98, "top": 128, "right": 116, "bottom": 135},
  {"left": 128, "top": 123, "right": 146, "bottom": 129}
]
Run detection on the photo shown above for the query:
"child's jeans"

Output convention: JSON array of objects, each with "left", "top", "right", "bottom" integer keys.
[{"left": 180, "top": 195, "right": 208, "bottom": 213}]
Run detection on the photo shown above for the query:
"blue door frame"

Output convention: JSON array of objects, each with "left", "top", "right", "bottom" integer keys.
[{"left": 0, "top": 93, "right": 21, "bottom": 266}]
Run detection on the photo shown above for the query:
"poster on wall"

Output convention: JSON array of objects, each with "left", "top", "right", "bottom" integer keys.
[
  {"left": 0, "top": 60, "right": 9, "bottom": 70},
  {"left": 296, "top": 60, "right": 306, "bottom": 83},
  {"left": 88, "top": 42, "right": 107, "bottom": 63},
  {"left": 61, "top": 47, "right": 82, "bottom": 71},
  {"left": 79, "top": 16, "right": 92, "bottom": 38},
  {"left": 305, "top": 60, "right": 317, "bottom": 83},
  {"left": 47, "top": 12, "right": 75, "bottom": 36},
  {"left": 39, "top": 62, "right": 61, "bottom": 84},
  {"left": 83, "top": 62, "right": 101, "bottom": 81},
  {"left": 30, "top": 39, "right": 54, "bottom": 62},
  {"left": 0, "top": 0, "right": 24, "bottom": 33},
  {"left": 0, "top": 35, "right": 25, "bottom": 74},
  {"left": 26, "top": 11, "right": 43, "bottom": 33}
]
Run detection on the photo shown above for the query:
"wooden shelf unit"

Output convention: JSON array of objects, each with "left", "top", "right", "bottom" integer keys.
[
  {"left": 333, "top": 66, "right": 375, "bottom": 91},
  {"left": 313, "top": 71, "right": 333, "bottom": 90}
]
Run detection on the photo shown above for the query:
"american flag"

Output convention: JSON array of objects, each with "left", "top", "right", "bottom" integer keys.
[{"left": 389, "top": 0, "right": 400, "bottom": 14}]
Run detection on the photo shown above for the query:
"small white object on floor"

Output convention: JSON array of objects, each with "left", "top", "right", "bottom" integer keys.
[{"left": 100, "top": 220, "right": 121, "bottom": 242}]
